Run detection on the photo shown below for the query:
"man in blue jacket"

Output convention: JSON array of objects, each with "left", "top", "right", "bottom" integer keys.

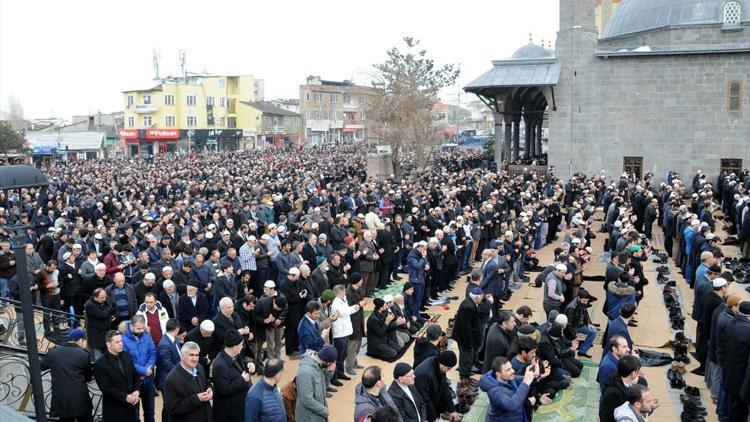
[
  {"left": 122, "top": 314, "right": 157, "bottom": 422},
  {"left": 245, "top": 358, "right": 287, "bottom": 422},
  {"left": 604, "top": 302, "right": 636, "bottom": 351},
  {"left": 479, "top": 355, "right": 541, "bottom": 422},
  {"left": 298, "top": 301, "right": 328, "bottom": 354},
  {"left": 406, "top": 241, "right": 428, "bottom": 313}
]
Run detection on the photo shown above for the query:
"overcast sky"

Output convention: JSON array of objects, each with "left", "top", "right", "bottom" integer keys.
[{"left": 0, "top": 0, "right": 559, "bottom": 119}]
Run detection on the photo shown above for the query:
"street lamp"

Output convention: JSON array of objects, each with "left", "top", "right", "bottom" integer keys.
[{"left": 0, "top": 165, "right": 49, "bottom": 422}]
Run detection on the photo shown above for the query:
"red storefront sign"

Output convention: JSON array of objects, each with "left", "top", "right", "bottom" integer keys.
[
  {"left": 119, "top": 129, "right": 138, "bottom": 139},
  {"left": 146, "top": 129, "right": 180, "bottom": 139}
]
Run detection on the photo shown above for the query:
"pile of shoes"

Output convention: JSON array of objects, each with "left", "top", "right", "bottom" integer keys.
[
  {"left": 663, "top": 281, "right": 686, "bottom": 331},
  {"left": 680, "top": 386, "right": 707, "bottom": 421},
  {"left": 455, "top": 378, "right": 478, "bottom": 414},
  {"left": 669, "top": 332, "right": 691, "bottom": 364},
  {"left": 652, "top": 251, "right": 669, "bottom": 263},
  {"left": 723, "top": 257, "right": 750, "bottom": 284},
  {"left": 668, "top": 364, "right": 686, "bottom": 388}
]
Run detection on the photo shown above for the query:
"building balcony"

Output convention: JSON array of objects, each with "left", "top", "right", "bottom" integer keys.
[{"left": 343, "top": 102, "right": 359, "bottom": 110}]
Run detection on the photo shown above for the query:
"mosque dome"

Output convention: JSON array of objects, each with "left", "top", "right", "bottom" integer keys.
[
  {"left": 511, "top": 44, "right": 555, "bottom": 59},
  {"left": 602, "top": 0, "right": 748, "bottom": 38}
]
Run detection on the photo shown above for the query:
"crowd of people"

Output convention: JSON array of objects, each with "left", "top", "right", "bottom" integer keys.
[{"left": 0, "top": 145, "right": 748, "bottom": 422}]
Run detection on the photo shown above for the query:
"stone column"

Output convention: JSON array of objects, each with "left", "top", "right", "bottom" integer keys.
[
  {"left": 503, "top": 113, "right": 513, "bottom": 164},
  {"left": 512, "top": 113, "right": 521, "bottom": 161},
  {"left": 536, "top": 123, "right": 543, "bottom": 156},
  {"left": 492, "top": 112, "right": 504, "bottom": 166},
  {"left": 524, "top": 115, "right": 533, "bottom": 159}
]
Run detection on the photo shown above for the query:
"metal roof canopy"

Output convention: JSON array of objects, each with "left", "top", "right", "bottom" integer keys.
[
  {"left": 464, "top": 59, "right": 559, "bottom": 113},
  {"left": 0, "top": 165, "right": 49, "bottom": 190}
]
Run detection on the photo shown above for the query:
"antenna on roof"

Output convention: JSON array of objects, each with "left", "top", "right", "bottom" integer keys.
[
  {"left": 179, "top": 50, "right": 187, "bottom": 82},
  {"left": 153, "top": 49, "right": 161, "bottom": 81}
]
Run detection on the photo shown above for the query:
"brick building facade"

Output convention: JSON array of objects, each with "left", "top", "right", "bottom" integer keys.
[{"left": 466, "top": 0, "right": 749, "bottom": 181}]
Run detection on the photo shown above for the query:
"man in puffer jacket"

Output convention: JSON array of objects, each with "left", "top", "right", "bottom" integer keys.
[
  {"left": 606, "top": 272, "right": 636, "bottom": 321},
  {"left": 479, "top": 355, "right": 539, "bottom": 422},
  {"left": 121, "top": 315, "right": 157, "bottom": 422}
]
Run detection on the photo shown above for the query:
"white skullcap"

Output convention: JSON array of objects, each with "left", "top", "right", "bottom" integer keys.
[
  {"left": 383, "top": 294, "right": 394, "bottom": 303},
  {"left": 712, "top": 278, "right": 727, "bottom": 288},
  {"left": 691, "top": 219, "right": 700, "bottom": 226},
  {"left": 264, "top": 280, "right": 276, "bottom": 288},
  {"left": 162, "top": 279, "right": 175, "bottom": 289},
  {"left": 556, "top": 264, "right": 568, "bottom": 271},
  {"left": 505, "top": 231, "right": 514, "bottom": 237},
  {"left": 200, "top": 320, "right": 215, "bottom": 332},
  {"left": 614, "top": 220, "right": 622, "bottom": 228},
  {"left": 288, "top": 267, "right": 300, "bottom": 275},
  {"left": 554, "top": 314, "right": 568, "bottom": 326}
]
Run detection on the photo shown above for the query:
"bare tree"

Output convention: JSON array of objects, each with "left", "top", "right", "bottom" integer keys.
[{"left": 368, "top": 37, "right": 459, "bottom": 179}]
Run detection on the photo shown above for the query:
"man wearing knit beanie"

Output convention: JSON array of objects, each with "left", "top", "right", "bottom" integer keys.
[
  {"left": 414, "top": 350, "right": 460, "bottom": 422},
  {"left": 366, "top": 298, "right": 400, "bottom": 360},
  {"left": 388, "top": 362, "right": 427, "bottom": 422}
]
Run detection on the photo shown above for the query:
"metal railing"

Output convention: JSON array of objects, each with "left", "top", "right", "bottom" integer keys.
[
  {"left": 0, "top": 299, "right": 87, "bottom": 352},
  {"left": 0, "top": 343, "right": 103, "bottom": 420}
]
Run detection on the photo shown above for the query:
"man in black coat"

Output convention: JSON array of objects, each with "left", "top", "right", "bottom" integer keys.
[
  {"left": 414, "top": 351, "right": 460, "bottom": 422},
  {"left": 41, "top": 329, "right": 94, "bottom": 421},
  {"left": 185, "top": 320, "right": 216, "bottom": 375},
  {"left": 454, "top": 289, "right": 482, "bottom": 380},
  {"left": 388, "top": 362, "right": 427, "bottom": 422},
  {"left": 92, "top": 330, "right": 141, "bottom": 422},
  {"left": 599, "top": 355, "right": 647, "bottom": 422},
  {"left": 482, "top": 311, "right": 517, "bottom": 373},
  {"left": 367, "top": 298, "right": 400, "bottom": 360},
  {"left": 723, "top": 302, "right": 750, "bottom": 422},
  {"left": 212, "top": 297, "right": 251, "bottom": 358},
  {"left": 279, "top": 268, "right": 307, "bottom": 357},
  {"left": 177, "top": 281, "right": 210, "bottom": 332},
  {"left": 84, "top": 288, "right": 114, "bottom": 362},
  {"left": 211, "top": 329, "right": 254, "bottom": 421},
  {"left": 163, "top": 340, "right": 214, "bottom": 422}
]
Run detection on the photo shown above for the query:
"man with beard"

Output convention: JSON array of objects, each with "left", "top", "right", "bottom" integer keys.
[{"left": 280, "top": 267, "right": 306, "bottom": 358}]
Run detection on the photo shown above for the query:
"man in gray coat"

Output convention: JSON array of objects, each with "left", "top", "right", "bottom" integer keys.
[
  {"left": 354, "top": 365, "right": 400, "bottom": 422},
  {"left": 295, "top": 345, "right": 337, "bottom": 422}
]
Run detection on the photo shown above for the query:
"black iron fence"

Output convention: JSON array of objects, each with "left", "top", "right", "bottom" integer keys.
[
  {"left": 0, "top": 298, "right": 87, "bottom": 351},
  {"left": 0, "top": 343, "right": 103, "bottom": 420}
]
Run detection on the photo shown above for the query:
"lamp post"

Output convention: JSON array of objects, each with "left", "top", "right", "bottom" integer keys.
[{"left": 0, "top": 165, "right": 49, "bottom": 422}]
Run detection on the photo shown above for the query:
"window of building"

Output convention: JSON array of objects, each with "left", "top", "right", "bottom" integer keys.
[
  {"left": 165, "top": 95, "right": 175, "bottom": 105},
  {"left": 343, "top": 94, "right": 351, "bottom": 104},
  {"left": 127, "top": 116, "right": 134, "bottom": 127},
  {"left": 206, "top": 97, "right": 214, "bottom": 106},
  {"left": 142, "top": 95, "right": 151, "bottom": 105},
  {"left": 263, "top": 116, "right": 272, "bottom": 126},
  {"left": 220, "top": 117, "right": 226, "bottom": 126},
  {"left": 187, "top": 95, "right": 197, "bottom": 106},
  {"left": 127, "top": 95, "right": 134, "bottom": 106},
  {"left": 143, "top": 116, "right": 152, "bottom": 126},
  {"left": 720, "top": 158, "right": 743, "bottom": 175},
  {"left": 306, "top": 93, "right": 310, "bottom": 101},
  {"left": 166, "top": 116, "right": 175, "bottom": 127},
  {"left": 232, "top": 79, "right": 238, "bottom": 88},
  {"left": 724, "top": 1, "right": 742, "bottom": 25},
  {"left": 219, "top": 79, "right": 226, "bottom": 88},
  {"left": 623, "top": 156, "right": 643, "bottom": 181},
  {"left": 313, "top": 92, "right": 323, "bottom": 102},
  {"left": 187, "top": 116, "right": 197, "bottom": 127},
  {"left": 331, "top": 93, "right": 339, "bottom": 103},
  {"left": 361, "top": 111, "right": 366, "bottom": 121},
  {"left": 314, "top": 110, "right": 322, "bottom": 119},
  {"left": 729, "top": 81, "right": 743, "bottom": 111},
  {"left": 219, "top": 97, "right": 226, "bottom": 108}
]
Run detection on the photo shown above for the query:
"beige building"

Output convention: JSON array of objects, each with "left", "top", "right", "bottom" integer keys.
[{"left": 299, "top": 76, "right": 381, "bottom": 145}]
